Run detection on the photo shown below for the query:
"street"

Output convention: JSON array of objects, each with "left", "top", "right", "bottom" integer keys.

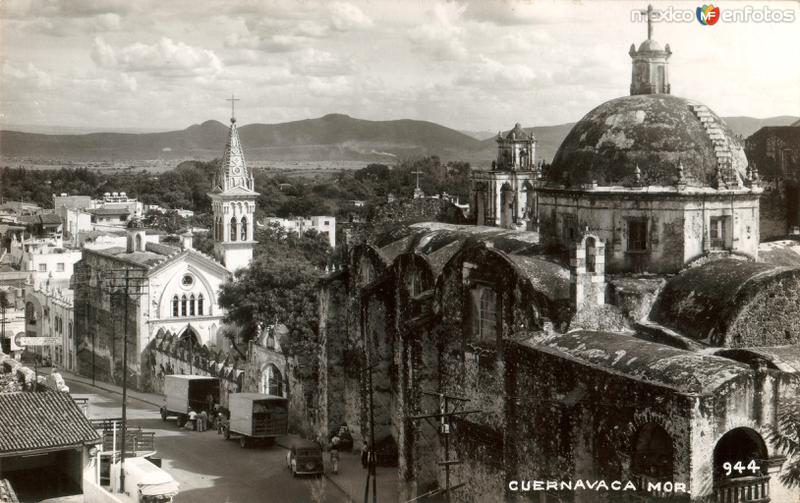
[{"left": 66, "top": 380, "right": 350, "bottom": 503}]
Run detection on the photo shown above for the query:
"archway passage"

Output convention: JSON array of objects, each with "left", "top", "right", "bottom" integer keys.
[
  {"left": 631, "top": 422, "right": 674, "bottom": 479},
  {"left": 712, "top": 428, "right": 770, "bottom": 502}
]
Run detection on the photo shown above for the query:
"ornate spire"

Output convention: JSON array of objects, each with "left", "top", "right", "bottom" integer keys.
[
  {"left": 630, "top": 4, "right": 671, "bottom": 95},
  {"left": 213, "top": 108, "right": 254, "bottom": 193}
]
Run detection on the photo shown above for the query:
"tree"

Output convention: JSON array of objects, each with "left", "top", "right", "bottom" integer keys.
[{"left": 768, "top": 396, "right": 800, "bottom": 488}]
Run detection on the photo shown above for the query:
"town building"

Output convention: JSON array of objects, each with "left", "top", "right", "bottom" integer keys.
[
  {"left": 0, "top": 390, "right": 101, "bottom": 502},
  {"left": 315, "top": 13, "right": 800, "bottom": 503},
  {"left": 72, "top": 113, "right": 257, "bottom": 392},
  {"left": 23, "top": 283, "right": 76, "bottom": 372},
  {"left": 470, "top": 123, "right": 537, "bottom": 229},
  {"left": 262, "top": 216, "right": 336, "bottom": 248}
]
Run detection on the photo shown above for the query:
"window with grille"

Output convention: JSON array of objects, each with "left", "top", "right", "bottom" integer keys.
[
  {"left": 627, "top": 220, "right": 648, "bottom": 252},
  {"left": 710, "top": 216, "right": 730, "bottom": 249},
  {"left": 478, "top": 288, "right": 498, "bottom": 343}
]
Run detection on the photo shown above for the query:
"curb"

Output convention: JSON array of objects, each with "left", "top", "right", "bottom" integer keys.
[{"left": 62, "top": 374, "right": 164, "bottom": 409}]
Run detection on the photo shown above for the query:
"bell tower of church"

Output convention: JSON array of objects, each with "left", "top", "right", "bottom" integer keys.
[
  {"left": 629, "top": 4, "right": 671, "bottom": 95},
  {"left": 208, "top": 96, "right": 259, "bottom": 273}
]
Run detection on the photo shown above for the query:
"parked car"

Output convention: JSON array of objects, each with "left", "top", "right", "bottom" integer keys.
[{"left": 286, "top": 440, "right": 324, "bottom": 477}]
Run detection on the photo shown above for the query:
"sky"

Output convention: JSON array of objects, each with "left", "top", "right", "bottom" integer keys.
[{"left": 1, "top": 0, "right": 799, "bottom": 133}]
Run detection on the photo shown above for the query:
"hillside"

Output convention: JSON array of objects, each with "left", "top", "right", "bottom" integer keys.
[
  {"left": 0, "top": 114, "right": 483, "bottom": 163},
  {"left": 1, "top": 113, "right": 796, "bottom": 166}
]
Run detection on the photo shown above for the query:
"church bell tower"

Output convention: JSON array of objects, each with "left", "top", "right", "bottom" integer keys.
[
  {"left": 208, "top": 96, "right": 259, "bottom": 273},
  {"left": 629, "top": 4, "right": 671, "bottom": 95}
]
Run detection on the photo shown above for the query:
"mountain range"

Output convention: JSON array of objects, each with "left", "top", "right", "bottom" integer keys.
[{"left": 1, "top": 113, "right": 797, "bottom": 166}]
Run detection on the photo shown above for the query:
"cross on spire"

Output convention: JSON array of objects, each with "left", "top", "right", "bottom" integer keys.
[
  {"left": 226, "top": 94, "right": 240, "bottom": 123},
  {"left": 411, "top": 169, "right": 423, "bottom": 189}
]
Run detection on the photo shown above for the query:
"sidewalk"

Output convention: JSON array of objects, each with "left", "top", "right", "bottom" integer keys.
[
  {"left": 58, "top": 369, "right": 165, "bottom": 408},
  {"left": 276, "top": 434, "right": 400, "bottom": 503}
]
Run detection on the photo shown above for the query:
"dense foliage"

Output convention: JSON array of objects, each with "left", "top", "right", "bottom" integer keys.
[
  {"left": 217, "top": 223, "right": 332, "bottom": 380},
  {"left": 768, "top": 396, "right": 800, "bottom": 488},
  {"left": 1, "top": 156, "right": 471, "bottom": 222}
]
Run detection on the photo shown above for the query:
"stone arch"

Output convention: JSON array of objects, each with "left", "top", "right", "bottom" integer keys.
[
  {"left": 712, "top": 427, "right": 769, "bottom": 492},
  {"left": 631, "top": 422, "right": 675, "bottom": 481},
  {"left": 229, "top": 216, "right": 237, "bottom": 241},
  {"left": 500, "top": 182, "right": 514, "bottom": 228},
  {"left": 135, "top": 233, "right": 143, "bottom": 251}
]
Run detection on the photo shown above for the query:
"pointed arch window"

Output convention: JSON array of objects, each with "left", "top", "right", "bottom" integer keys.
[
  {"left": 261, "top": 365, "right": 283, "bottom": 396},
  {"left": 189, "top": 294, "right": 196, "bottom": 316},
  {"left": 172, "top": 296, "right": 179, "bottom": 317},
  {"left": 478, "top": 288, "right": 497, "bottom": 343},
  {"left": 230, "top": 217, "right": 237, "bottom": 242},
  {"left": 240, "top": 216, "right": 248, "bottom": 241},
  {"left": 197, "top": 294, "right": 204, "bottom": 316},
  {"left": 135, "top": 233, "right": 143, "bottom": 251},
  {"left": 180, "top": 294, "right": 187, "bottom": 317}
]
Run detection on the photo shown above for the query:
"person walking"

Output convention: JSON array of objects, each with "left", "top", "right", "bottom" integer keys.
[
  {"left": 330, "top": 436, "right": 340, "bottom": 474},
  {"left": 360, "top": 442, "right": 369, "bottom": 469},
  {"left": 188, "top": 409, "right": 197, "bottom": 431}
]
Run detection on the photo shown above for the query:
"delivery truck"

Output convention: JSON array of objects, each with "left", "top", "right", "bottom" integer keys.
[
  {"left": 223, "top": 393, "right": 289, "bottom": 448},
  {"left": 159, "top": 375, "right": 219, "bottom": 425}
]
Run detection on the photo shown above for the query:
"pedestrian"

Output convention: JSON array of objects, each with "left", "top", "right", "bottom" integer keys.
[
  {"left": 188, "top": 409, "right": 197, "bottom": 431},
  {"left": 360, "top": 443, "right": 369, "bottom": 469},
  {"left": 330, "top": 436, "right": 340, "bottom": 474},
  {"left": 198, "top": 410, "right": 208, "bottom": 432}
]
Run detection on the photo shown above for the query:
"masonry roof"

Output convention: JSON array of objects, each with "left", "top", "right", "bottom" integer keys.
[
  {"left": 0, "top": 391, "right": 100, "bottom": 456},
  {"left": 758, "top": 240, "right": 800, "bottom": 267},
  {"left": 523, "top": 330, "right": 750, "bottom": 394},
  {"left": 650, "top": 259, "right": 800, "bottom": 344},
  {"left": 88, "top": 207, "right": 130, "bottom": 216},
  {"left": 549, "top": 94, "right": 748, "bottom": 188},
  {"left": 18, "top": 214, "right": 62, "bottom": 226}
]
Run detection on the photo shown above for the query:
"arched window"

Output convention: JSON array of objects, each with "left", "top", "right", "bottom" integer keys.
[
  {"left": 586, "top": 237, "right": 596, "bottom": 273},
  {"left": 478, "top": 288, "right": 497, "bottom": 342},
  {"left": 180, "top": 294, "right": 187, "bottom": 317},
  {"left": 197, "top": 294, "right": 204, "bottom": 316},
  {"left": 230, "top": 217, "right": 237, "bottom": 242},
  {"left": 189, "top": 294, "right": 196, "bottom": 316},
  {"left": 632, "top": 423, "right": 674, "bottom": 482},
  {"left": 25, "top": 302, "right": 37, "bottom": 325},
  {"left": 135, "top": 233, "right": 143, "bottom": 251},
  {"left": 68, "top": 322, "right": 73, "bottom": 339},
  {"left": 261, "top": 365, "right": 283, "bottom": 396},
  {"left": 172, "top": 296, "right": 179, "bottom": 317},
  {"left": 240, "top": 216, "right": 248, "bottom": 241}
]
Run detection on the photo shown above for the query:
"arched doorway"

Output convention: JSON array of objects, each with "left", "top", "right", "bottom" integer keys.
[
  {"left": 712, "top": 428, "right": 770, "bottom": 501},
  {"left": 631, "top": 422, "right": 674, "bottom": 491},
  {"left": 261, "top": 364, "right": 283, "bottom": 397},
  {"left": 500, "top": 182, "right": 514, "bottom": 228}
]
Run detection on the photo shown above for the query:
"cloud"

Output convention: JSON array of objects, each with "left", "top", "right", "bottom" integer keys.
[
  {"left": 91, "top": 37, "right": 223, "bottom": 78},
  {"left": 329, "top": 2, "right": 373, "bottom": 31},
  {"left": 463, "top": 1, "right": 586, "bottom": 26},
  {"left": 408, "top": 3, "right": 469, "bottom": 61},
  {"left": 291, "top": 48, "right": 355, "bottom": 77},
  {"left": 455, "top": 55, "right": 549, "bottom": 90},
  {"left": 1, "top": 0, "right": 131, "bottom": 19},
  {"left": 2, "top": 62, "right": 54, "bottom": 89}
]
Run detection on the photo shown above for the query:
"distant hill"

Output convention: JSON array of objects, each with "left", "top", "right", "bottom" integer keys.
[
  {"left": 0, "top": 114, "right": 483, "bottom": 163},
  {"left": 1, "top": 113, "right": 796, "bottom": 166}
]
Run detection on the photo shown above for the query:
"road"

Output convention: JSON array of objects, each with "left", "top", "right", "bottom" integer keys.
[{"left": 66, "top": 380, "right": 350, "bottom": 503}]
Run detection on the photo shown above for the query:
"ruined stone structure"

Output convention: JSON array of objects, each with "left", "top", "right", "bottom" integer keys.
[
  {"left": 315, "top": 13, "right": 800, "bottom": 503},
  {"left": 746, "top": 125, "right": 800, "bottom": 239},
  {"left": 470, "top": 124, "right": 538, "bottom": 230}
]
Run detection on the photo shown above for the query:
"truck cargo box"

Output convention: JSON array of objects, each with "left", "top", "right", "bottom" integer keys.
[
  {"left": 164, "top": 375, "right": 219, "bottom": 416},
  {"left": 228, "top": 393, "right": 288, "bottom": 438}
]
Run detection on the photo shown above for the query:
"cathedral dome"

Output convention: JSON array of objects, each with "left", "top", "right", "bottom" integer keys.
[{"left": 547, "top": 94, "right": 748, "bottom": 188}]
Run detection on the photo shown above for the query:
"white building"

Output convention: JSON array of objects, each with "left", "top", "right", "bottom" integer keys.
[
  {"left": 23, "top": 284, "right": 76, "bottom": 371},
  {"left": 262, "top": 216, "right": 336, "bottom": 248}
]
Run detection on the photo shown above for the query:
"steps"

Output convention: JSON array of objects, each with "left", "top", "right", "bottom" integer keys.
[{"left": 691, "top": 104, "right": 741, "bottom": 188}]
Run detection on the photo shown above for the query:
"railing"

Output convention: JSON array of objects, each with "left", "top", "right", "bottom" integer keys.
[
  {"left": 714, "top": 475, "right": 770, "bottom": 503},
  {"left": 98, "top": 423, "right": 155, "bottom": 455}
]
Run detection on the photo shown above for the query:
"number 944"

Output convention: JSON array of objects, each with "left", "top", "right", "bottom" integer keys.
[{"left": 723, "top": 460, "right": 760, "bottom": 476}]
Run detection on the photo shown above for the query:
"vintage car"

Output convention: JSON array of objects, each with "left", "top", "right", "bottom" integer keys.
[{"left": 286, "top": 440, "right": 324, "bottom": 477}]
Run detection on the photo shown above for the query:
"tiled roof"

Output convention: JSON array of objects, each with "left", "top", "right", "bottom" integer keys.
[
  {"left": 0, "top": 391, "right": 100, "bottom": 455},
  {"left": 88, "top": 207, "right": 130, "bottom": 216}
]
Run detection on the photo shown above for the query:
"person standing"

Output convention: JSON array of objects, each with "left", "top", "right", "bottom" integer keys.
[
  {"left": 330, "top": 436, "right": 340, "bottom": 474},
  {"left": 188, "top": 409, "right": 197, "bottom": 431},
  {"left": 360, "top": 442, "right": 369, "bottom": 469}
]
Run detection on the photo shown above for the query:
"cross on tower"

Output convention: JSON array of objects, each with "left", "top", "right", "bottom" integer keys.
[
  {"left": 226, "top": 94, "right": 240, "bottom": 123},
  {"left": 640, "top": 4, "right": 655, "bottom": 40},
  {"left": 411, "top": 169, "right": 423, "bottom": 189}
]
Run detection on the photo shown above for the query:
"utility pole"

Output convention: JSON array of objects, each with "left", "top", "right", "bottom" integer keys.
[
  {"left": 361, "top": 363, "right": 378, "bottom": 503},
  {"left": 102, "top": 268, "right": 148, "bottom": 494},
  {"left": 408, "top": 391, "right": 480, "bottom": 503}
]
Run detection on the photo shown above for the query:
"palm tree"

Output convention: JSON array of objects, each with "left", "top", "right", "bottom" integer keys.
[{"left": 768, "top": 396, "right": 800, "bottom": 488}]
